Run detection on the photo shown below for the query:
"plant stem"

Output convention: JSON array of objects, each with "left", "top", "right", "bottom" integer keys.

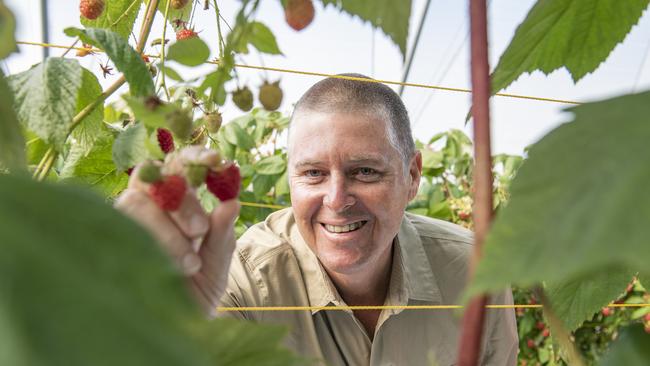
[
  {"left": 33, "top": 147, "right": 52, "bottom": 178},
  {"left": 534, "top": 287, "right": 586, "bottom": 366},
  {"left": 160, "top": 0, "right": 172, "bottom": 100},
  {"left": 34, "top": 0, "right": 160, "bottom": 181},
  {"left": 213, "top": 0, "right": 225, "bottom": 58}
]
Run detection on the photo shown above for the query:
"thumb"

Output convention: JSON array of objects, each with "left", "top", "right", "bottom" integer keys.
[{"left": 210, "top": 199, "right": 240, "bottom": 232}]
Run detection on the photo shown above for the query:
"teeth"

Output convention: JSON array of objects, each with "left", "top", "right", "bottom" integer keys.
[{"left": 324, "top": 221, "right": 365, "bottom": 233}]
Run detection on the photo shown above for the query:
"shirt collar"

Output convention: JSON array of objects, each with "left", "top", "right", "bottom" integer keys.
[{"left": 285, "top": 210, "right": 442, "bottom": 314}]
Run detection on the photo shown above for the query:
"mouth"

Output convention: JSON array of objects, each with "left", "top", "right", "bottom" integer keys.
[{"left": 321, "top": 220, "right": 368, "bottom": 233}]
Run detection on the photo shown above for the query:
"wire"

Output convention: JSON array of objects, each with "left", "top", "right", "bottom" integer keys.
[{"left": 15, "top": 40, "right": 582, "bottom": 106}]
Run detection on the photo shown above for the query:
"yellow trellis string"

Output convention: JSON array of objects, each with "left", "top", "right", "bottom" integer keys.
[
  {"left": 239, "top": 201, "right": 287, "bottom": 210},
  {"left": 15, "top": 40, "right": 581, "bottom": 106},
  {"left": 216, "top": 303, "right": 650, "bottom": 312}
]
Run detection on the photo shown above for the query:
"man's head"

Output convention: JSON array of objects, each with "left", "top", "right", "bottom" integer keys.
[{"left": 287, "top": 74, "right": 422, "bottom": 276}]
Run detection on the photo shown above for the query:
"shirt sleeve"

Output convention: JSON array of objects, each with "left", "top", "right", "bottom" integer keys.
[{"left": 482, "top": 287, "right": 519, "bottom": 366}]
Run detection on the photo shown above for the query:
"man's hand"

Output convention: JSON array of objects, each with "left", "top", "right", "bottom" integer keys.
[{"left": 115, "top": 148, "right": 240, "bottom": 317}]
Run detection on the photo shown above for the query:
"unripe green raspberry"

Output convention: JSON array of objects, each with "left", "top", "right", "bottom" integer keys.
[
  {"left": 138, "top": 161, "right": 162, "bottom": 183},
  {"left": 186, "top": 165, "right": 208, "bottom": 187}
]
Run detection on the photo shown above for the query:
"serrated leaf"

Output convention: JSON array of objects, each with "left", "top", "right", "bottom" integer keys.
[
  {"left": 65, "top": 27, "right": 155, "bottom": 97},
  {"left": 0, "top": 68, "right": 25, "bottom": 170},
  {"left": 249, "top": 21, "right": 282, "bottom": 55},
  {"left": 598, "top": 324, "right": 650, "bottom": 366},
  {"left": 320, "top": 0, "right": 411, "bottom": 59},
  {"left": 467, "top": 90, "right": 650, "bottom": 300},
  {"left": 491, "top": 0, "right": 650, "bottom": 94},
  {"left": 0, "top": 173, "right": 302, "bottom": 366},
  {"left": 60, "top": 132, "right": 128, "bottom": 197},
  {"left": 0, "top": 0, "right": 17, "bottom": 59},
  {"left": 255, "top": 154, "right": 286, "bottom": 175},
  {"left": 71, "top": 68, "right": 104, "bottom": 155},
  {"left": 545, "top": 268, "right": 635, "bottom": 331},
  {"left": 80, "top": 0, "right": 143, "bottom": 39},
  {"left": 112, "top": 122, "right": 149, "bottom": 172},
  {"left": 8, "top": 58, "right": 83, "bottom": 150},
  {"left": 167, "top": 38, "right": 210, "bottom": 66}
]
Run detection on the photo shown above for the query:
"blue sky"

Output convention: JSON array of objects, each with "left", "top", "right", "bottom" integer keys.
[{"left": 4, "top": 0, "right": 650, "bottom": 155}]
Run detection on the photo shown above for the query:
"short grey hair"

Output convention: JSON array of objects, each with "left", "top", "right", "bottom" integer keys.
[{"left": 289, "top": 73, "right": 415, "bottom": 167}]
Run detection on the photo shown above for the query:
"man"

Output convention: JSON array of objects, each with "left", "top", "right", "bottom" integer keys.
[{"left": 116, "top": 74, "right": 518, "bottom": 365}]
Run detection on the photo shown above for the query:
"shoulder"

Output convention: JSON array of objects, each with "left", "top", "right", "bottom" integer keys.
[
  {"left": 405, "top": 211, "right": 473, "bottom": 245},
  {"left": 235, "top": 208, "right": 298, "bottom": 269}
]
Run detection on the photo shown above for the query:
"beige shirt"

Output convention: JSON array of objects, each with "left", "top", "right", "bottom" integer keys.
[{"left": 219, "top": 208, "right": 518, "bottom": 366}]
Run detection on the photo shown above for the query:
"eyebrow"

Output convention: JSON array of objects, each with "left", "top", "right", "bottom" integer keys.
[{"left": 293, "top": 155, "right": 389, "bottom": 169}]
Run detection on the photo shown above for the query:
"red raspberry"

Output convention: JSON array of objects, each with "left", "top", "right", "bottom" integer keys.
[
  {"left": 157, "top": 128, "right": 175, "bottom": 154},
  {"left": 205, "top": 163, "right": 241, "bottom": 201},
  {"left": 535, "top": 321, "right": 545, "bottom": 330},
  {"left": 80, "top": 0, "right": 105, "bottom": 20},
  {"left": 176, "top": 29, "right": 198, "bottom": 41},
  {"left": 149, "top": 175, "right": 186, "bottom": 211},
  {"left": 526, "top": 339, "right": 536, "bottom": 349},
  {"left": 542, "top": 328, "right": 550, "bottom": 337},
  {"left": 601, "top": 307, "right": 613, "bottom": 316},
  {"left": 644, "top": 313, "right": 650, "bottom": 322},
  {"left": 285, "top": 0, "right": 315, "bottom": 31}
]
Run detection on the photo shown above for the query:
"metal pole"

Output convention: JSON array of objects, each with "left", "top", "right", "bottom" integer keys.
[
  {"left": 40, "top": 0, "right": 49, "bottom": 59},
  {"left": 398, "top": 0, "right": 433, "bottom": 96},
  {"left": 457, "top": 0, "right": 491, "bottom": 365}
]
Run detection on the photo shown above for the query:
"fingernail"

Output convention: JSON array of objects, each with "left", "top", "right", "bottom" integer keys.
[{"left": 182, "top": 253, "right": 202, "bottom": 275}]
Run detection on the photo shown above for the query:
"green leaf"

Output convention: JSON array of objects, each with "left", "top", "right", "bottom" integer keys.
[
  {"left": 599, "top": 324, "right": 650, "bottom": 366},
  {"left": 123, "top": 95, "right": 178, "bottom": 129},
  {"left": 0, "top": 173, "right": 301, "bottom": 366},
  {"left": 112, "top": 122, "right": 149, "bottom": 172},
  {"left": 65, "top": 27, "right": 155, "bottom": 97},
  {"left": 249, "top": 21, "right": 282, "bottom": 55},
  {"left": 160, "top": 65, "right": 184, "bottom": 81},
  {"left": 80, "top": 0, "right": 143, "bottom": 39},
  {"left": 255, "top": 154, "right": 287, "bottom": 175},
  {"left": 253, "top": 173, "right": 280, "bottom": 198},
  {"left": 491, "top": 0, "right": 650, "bottom": 94},
  {"left": 8, "top": 58, "right": 83, "bottom": 150},
  {"left": 320, "top": 0, "right": 411, "bottom": 59},
  {"left": 0, "top": 0, "right": 17, "bottom": 59},
  {"left": 545, "top": 268, "right": 634, "bottom": 331},
  {"left": 468, "top": 90, "right": 650, "bottom": 299},
  {"left": 0, "top": 68, "right": 25, "bottom": 170},
  {"left": 71, "top": 68, "right": 104, "bottom": 155},
  {"left": 60, "top": 132, "right": 128, "bottom": 198},
  {"left": 223, "top": 122, "right": 255, "bottom": 151},
  {"left": 275, "top": 168, "right": 290, "bottom": 197},
  {"left": 167, "top": 37, "right": 210, "bottom": 66}
]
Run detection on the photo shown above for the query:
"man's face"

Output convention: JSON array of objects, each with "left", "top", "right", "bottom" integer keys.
[{"left": 288, "top": 111, "right": 421, "bottom": 275}]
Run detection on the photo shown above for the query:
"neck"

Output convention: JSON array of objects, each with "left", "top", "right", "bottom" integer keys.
[{"left": 327, "top": 242, "right": 394, "bottom": 306}]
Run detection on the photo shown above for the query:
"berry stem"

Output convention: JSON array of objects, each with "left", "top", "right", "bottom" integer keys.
[
  {"left": 213, "top": 0, "right": 225, "bottom": 58},
  {"left": 34, "top": 0, "right": 161, "bottom": 181}
]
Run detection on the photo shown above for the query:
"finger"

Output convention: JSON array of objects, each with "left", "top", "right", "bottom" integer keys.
[
  {"left": 210, "top": 199, "right": 241, "bottom": 233},
  {"left": 168, "top": 189, "right": 210, "bottom": 240},
  {"left": 115, "top": 189, "right": 202, "bottom": 275}
]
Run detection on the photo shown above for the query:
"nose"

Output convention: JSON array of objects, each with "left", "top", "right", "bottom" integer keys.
[{"left": 323, "top": 173, "right": 355, "bottom": 213}]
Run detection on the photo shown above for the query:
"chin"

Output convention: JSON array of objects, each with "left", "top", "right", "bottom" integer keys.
[{"left": 317, "top": 249, "right": 368, "bottom": 274}]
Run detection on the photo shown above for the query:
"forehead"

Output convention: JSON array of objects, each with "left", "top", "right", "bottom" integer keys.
[{"left": 288, "top": 111, "right": 399, "bottom": 162}]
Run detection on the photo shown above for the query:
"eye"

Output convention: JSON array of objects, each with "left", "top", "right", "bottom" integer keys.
[
  {"left": 358, "top": 167, "right": 376, "bottom": 176},
  {"left": 305, "top": 169, "right": 322, "bottom": 178},
  {"left": 354, "top": 167, "right": 380, "bottom": 181}
]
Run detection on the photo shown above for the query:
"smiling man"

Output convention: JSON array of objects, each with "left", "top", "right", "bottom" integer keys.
[
  {"left": 218, "top": 74, "right": 518, "bottom": 365},
  {"left": 116, "top": 74, "right": 517, "bottom": 365}
]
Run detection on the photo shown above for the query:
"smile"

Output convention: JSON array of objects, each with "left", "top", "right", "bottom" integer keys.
[{"left": 322, "top": 221, "right": 367, "bottom": 233}]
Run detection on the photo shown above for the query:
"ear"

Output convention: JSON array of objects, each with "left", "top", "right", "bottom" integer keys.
[{"left": 407, "top": 151, "right": 422, "bottom": 201}]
